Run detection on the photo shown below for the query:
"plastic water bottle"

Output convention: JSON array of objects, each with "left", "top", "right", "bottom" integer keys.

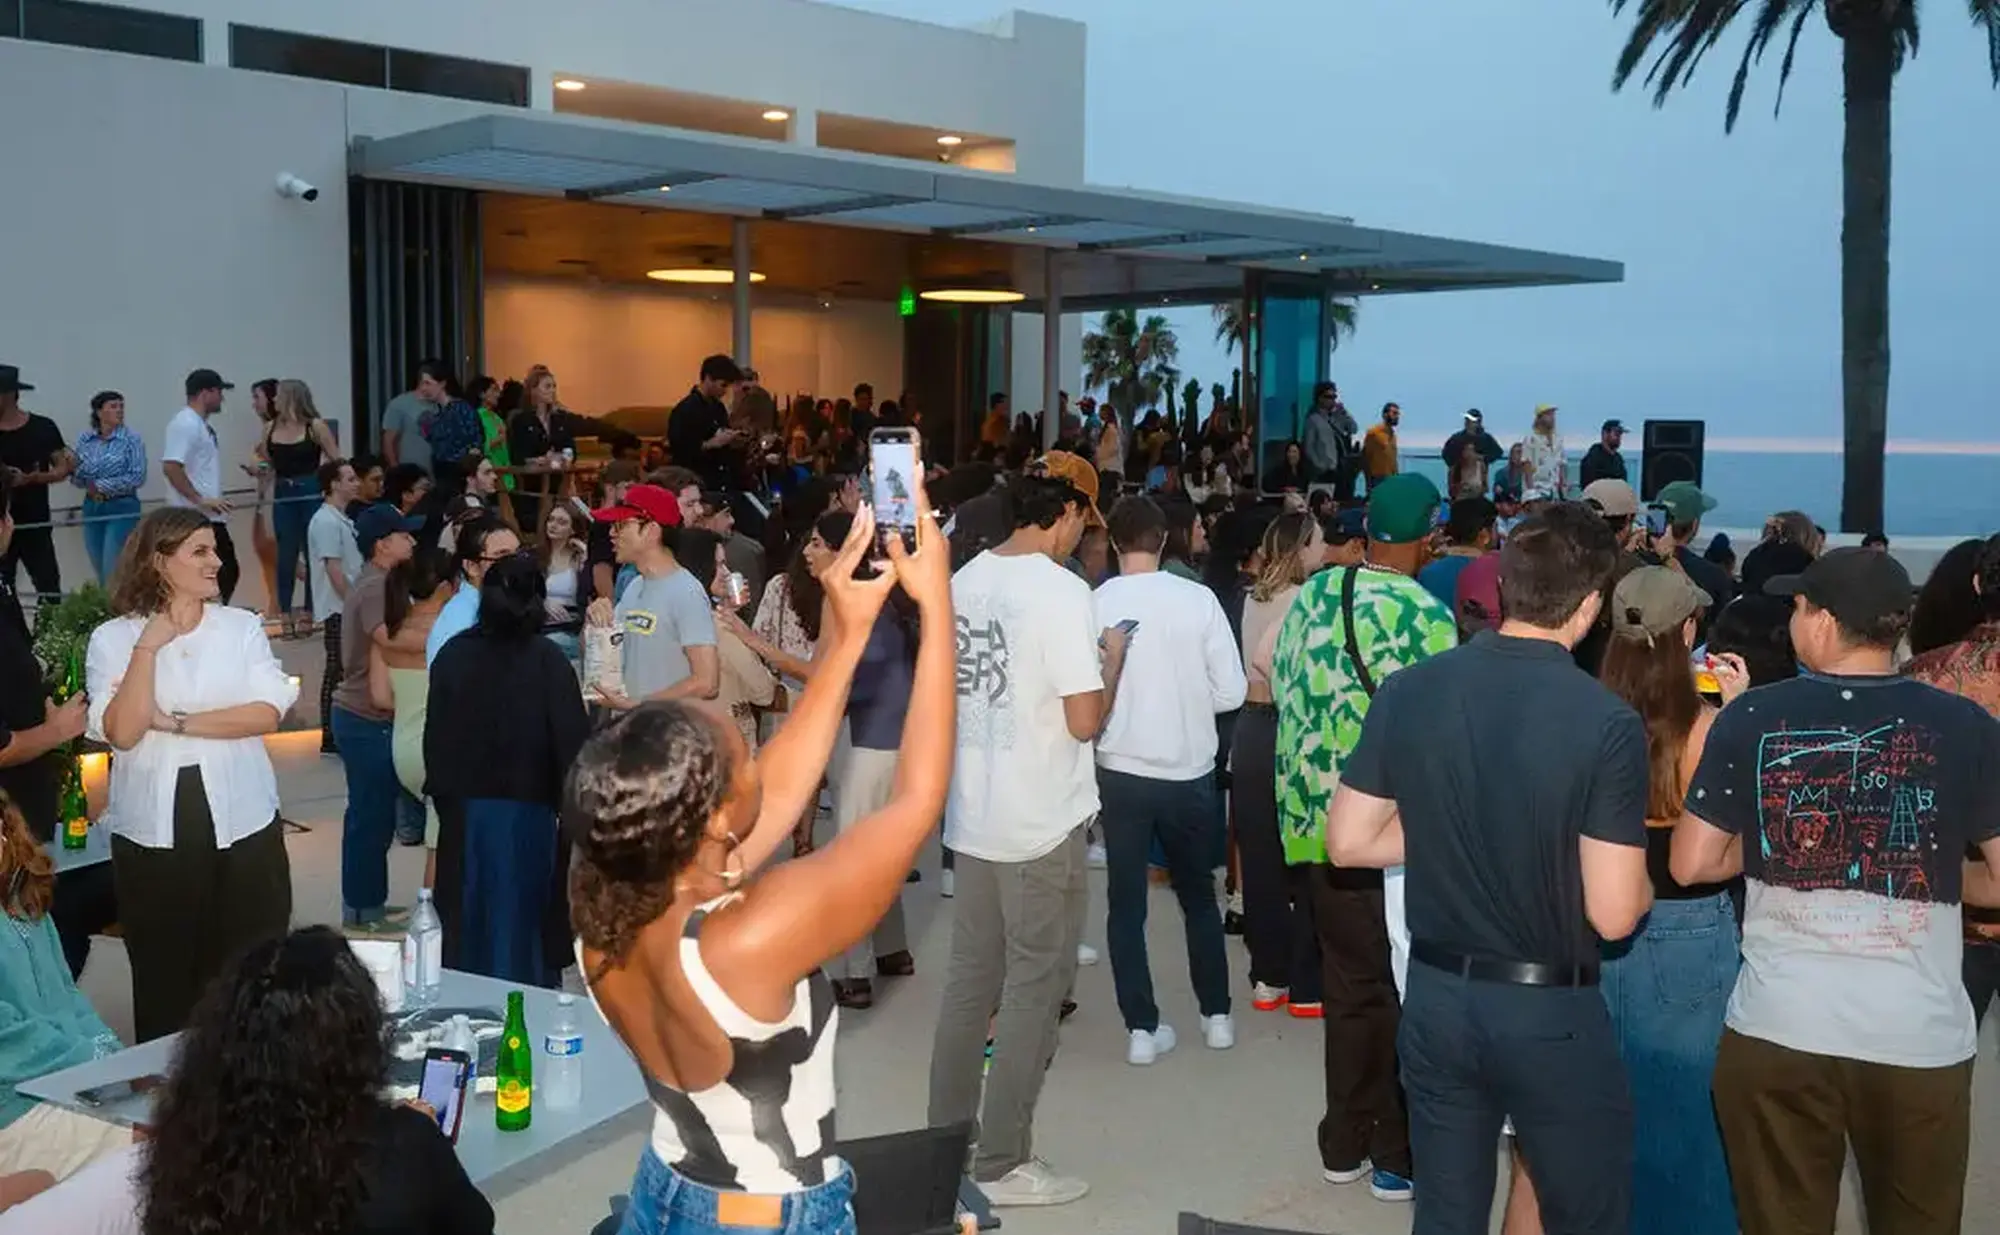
[
  {"left": 541, "top": 993, "right": 584, "bottom": 1113},
  {"left": 403, "top": 889, "right": 444, "bottom": 1007}
]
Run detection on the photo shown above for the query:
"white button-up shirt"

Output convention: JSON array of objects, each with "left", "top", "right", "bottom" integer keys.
[
  {"left": 85, "top": 605, "right": 298, "bottom": 849},
  {"left": 161, "top": 405, "right": 223, "bottom": 521}
]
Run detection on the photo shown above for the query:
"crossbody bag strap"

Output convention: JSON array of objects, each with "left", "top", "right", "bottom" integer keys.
[{"left": 1341, "top": 565, "right": 1377, "bottom": 698}]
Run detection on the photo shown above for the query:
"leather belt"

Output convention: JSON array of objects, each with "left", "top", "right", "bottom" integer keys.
[{"left": 1412, "top": 939, "right": 1599, "bottom": 988}]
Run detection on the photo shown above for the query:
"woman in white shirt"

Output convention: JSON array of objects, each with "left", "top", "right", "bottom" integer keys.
[
  {"left": 1518, "top": 404, "right": 1568, "bottom": 499},
  {"left": 1236, "top": 511, "right": 1325, "bottom": 1017},
  {"left": 539, "top": 502, "right": 587, "bottom": 661},
  {"left": 85, "top": 508, "right": 298, "bottom": 1042}
]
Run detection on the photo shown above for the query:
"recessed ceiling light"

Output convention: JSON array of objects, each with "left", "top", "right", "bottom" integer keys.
[
  {"left": 1298, "top": 253, "right": 1310, "bottom": 261},
  {"left": 936, "top": 135, "right": 964, "bottom": 147},
  {"left": 657, "top": 185, "right": 672, "bottom": 192},
  {"left": 919, "top": 288, "right": 1023, "bottom": 304},
  {"left": 1026, "top": 225, "right": 1039, "bottom": 233},
  {"left": 762, "top": 109, "right": 791, "bottom": 122},
  {"left": 647, "top": 268, "right": 768, "bottom": 285},
  {"left": 554, "top": 78, "right": 586, "bottom": 92}
]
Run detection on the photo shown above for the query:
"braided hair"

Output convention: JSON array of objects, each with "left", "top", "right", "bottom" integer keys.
[{"left": 566, "top": 702, "right": 739, "bottom": 973}]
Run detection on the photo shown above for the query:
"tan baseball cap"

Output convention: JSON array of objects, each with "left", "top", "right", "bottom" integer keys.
[
  {"left": 1032, "top": 451, "right": 1104, "bottom": 527},
  {"left": 1582, "top": 478, "right": 1639, "bottom": 519}
]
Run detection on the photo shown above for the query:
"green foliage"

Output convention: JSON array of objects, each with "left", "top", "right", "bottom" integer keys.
[
  {"left": 1081, "top": 308, "right": 1182, "bottom": 422},
  {"left": 32, "top": 584, "right": 112, "bottom": 694}
]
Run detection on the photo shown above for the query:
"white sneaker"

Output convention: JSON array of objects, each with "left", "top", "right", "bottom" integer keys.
[
  {"left": 979, "top": 1158, "right": 1090, "bottom": 1207},
  {"left": 1126, "top": 1024, "right": 1177, "bottom": 1066},
  {"left": 1323, "top": 1159, "right": 1372, "bottom": 1186},
  {"left": 1076, "top": 942, "right": 1099, "bottom": 967},
  {"left": 941, "top": 868, "right": 955, "bottom": 898},
  {"left": 1202, "top": 1013, "right": 1236, "bottom": 1050},
  {"left": 1085, "top": 842, "right": 1108, "bottom": 869},
  {"left": 1227, "top": 889, "right": 1244, "bottom": 915}
]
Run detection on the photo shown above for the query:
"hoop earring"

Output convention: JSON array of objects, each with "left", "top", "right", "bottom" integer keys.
[{"left": 718, "top": 831, "right": 747, "bottom": 891}]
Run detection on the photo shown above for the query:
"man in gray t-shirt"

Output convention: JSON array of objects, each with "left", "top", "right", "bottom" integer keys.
[
  {"left": 588, "top": 483, "right": 720, "bottom": 706},
  {"left": 381, "top": 366, "right": 447, "bottom": 473}
]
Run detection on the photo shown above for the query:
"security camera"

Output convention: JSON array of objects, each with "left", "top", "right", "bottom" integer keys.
[{"left": 275, "top": 173, "right": 320, "bottom": 203}]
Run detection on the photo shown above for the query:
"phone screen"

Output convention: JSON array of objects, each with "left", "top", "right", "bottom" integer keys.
[
  {"left": 869, "top": 432, "right": 921, "bottom": 550},
  {"left": 1645, "top": 506, "right": 1668, "bottom": 537},
  {"left": 75, "top": 1074, "right": 164, "bottom": 1110},
  {"left": 418, "top": 1050, "right": 471, "bottom": 1142}
]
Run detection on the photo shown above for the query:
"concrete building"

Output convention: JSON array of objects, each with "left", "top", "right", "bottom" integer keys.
[{"left": 2, "top": 0, "right": 1616, "bottom": 607}]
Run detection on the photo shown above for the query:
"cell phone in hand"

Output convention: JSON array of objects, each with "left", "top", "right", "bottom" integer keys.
[
  {"left": 418, "top": 1048, "right": 472, "bottom": 1143},
  {"left": 75, "top": 1073, "right": 165, "bottom": 1109},
  {"left": 1644, "top": 505, "right": 1669, "bottom": 538},
  {"left": 868, "top": 427, "right": 922, "bottom": 555}
]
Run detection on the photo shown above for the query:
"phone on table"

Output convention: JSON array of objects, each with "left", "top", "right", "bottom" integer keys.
[
  {"left": 76, "top": 1073, "right": 165, "bottom": 1110},
  {"left": 417, "top": 1048, "right": 473, "bottom": 1143},
  {"left": 1644, "top": 505, "right": 1669, "bottom": 538},
  {"left": 868, "top": 427, "right": 923, "bottom": 555}
]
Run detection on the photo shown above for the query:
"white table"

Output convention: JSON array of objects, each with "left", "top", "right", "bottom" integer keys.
[
  {"left": 20, "top": 969, "right": 647, "bottom": 1189},
  {"left": 47, "top": 822, "right": 112, "bottom": 873}
]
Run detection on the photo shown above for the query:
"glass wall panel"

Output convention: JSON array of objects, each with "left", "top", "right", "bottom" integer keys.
[{"left": 1251, "top": 273, "right": 1326, "bottom": 483}]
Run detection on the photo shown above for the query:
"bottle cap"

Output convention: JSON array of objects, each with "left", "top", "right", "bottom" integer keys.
[{"left": 557, "top": 993, "right": 575, "bottom": 1006}]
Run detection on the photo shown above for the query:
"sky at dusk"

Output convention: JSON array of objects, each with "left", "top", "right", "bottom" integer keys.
[{"left": 845, "top": 0, "right": 2000, "bottom": 448}]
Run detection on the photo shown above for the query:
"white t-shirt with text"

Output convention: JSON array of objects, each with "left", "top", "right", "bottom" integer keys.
[{"left": 946, "top": 550, "right": 1103, "bottom": 863}]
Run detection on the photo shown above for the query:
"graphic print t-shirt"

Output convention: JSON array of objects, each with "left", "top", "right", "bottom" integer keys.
[
  {"left": 946, "top": 551, "right": 1104, "bottom": 863},
  {"left": 615, "top": 567, "right": 718, "bottom": 701},
  {"left": 1687, "top": 673, "right": 2000, "bottom": 1067}
]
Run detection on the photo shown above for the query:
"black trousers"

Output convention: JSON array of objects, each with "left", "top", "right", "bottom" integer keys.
[
  {"left": 1310, "top": 869, "right": 1410, "bottom": 1176},
  {"left": 51, "top": 864, "right": 119, "bottom": 979},
  {"left": 212, "top": 521, "right": 240, "bottom": 605},
  {"left": 1968, "top": 939, "right": 2000, "bottom": 1029},
  {"left": 112, "top": 766, "right": 292, "bottom": 1041},
  {"left": 1230, "top": 705, "right": 1321, "bottom": 998},
  {"left": 0, "top": 523, "right": 60, "bottom": 605},
  {"left": 320, "top": 613, "right": 343, "bottom": 754},
  {"left": 1400, "top": 958, "right": 1633, "bottom": 1235}
]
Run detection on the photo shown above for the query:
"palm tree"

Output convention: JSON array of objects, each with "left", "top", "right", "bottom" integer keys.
[
  {"left": 1082, "top": 308, "right": 1181, "bottom": 425},
  {"left": 1610, "top": 0, "right": 2000, "bottom": 533},
  {"left": 1211, "top": 298, "right": 1360, "bottom": 353}
]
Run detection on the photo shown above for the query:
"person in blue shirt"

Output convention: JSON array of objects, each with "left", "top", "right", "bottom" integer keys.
[
  {"left": 0, "top": 790, "right": 129, "bottom": 1199},
  {"left": 1418, "top": 497, "right": 1495, "bottom": 613},
  {"left": 68, "top": 391, "right": 147, "bottom": 584},
  {"left": 424, "top": 516, "right": 522, "bottom": 667}
]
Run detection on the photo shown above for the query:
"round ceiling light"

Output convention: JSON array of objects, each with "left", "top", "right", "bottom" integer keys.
[
  {"left": 647, "top": 269, "right": 768, "bottom": 285},
  {"left": 554, "top": 78, "right": 587, "bottom": 92},
  {"left": 936, "top": 135, "right": 964, "bottom": 147},
  {"left": 918, "top": 288, "right": 1024, "bottom": 304},
  {"left": 762, "top": 109, "right": 791, "bottom": 122}
]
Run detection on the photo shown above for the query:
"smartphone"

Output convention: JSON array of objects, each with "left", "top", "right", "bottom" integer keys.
[
  {"left": 75, "top": 1074, "right": 165, "bottom": 1110},
  {"left": 1114, "top": 618, "right": 1140, "bottom": 636},
  {"left": 417, "top": 1048, "right": 473, "bottom": 1143},
  {"left": 868, "top": 427, "right": 922, "bottom": 555},
  {"left": 1644, "top": 505, "right": 1669, "bottom": 538}
]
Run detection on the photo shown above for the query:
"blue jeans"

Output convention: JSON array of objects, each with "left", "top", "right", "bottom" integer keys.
[
  {"left": 81, "top": 494, "right": 141, "bottom": 584},
  {"left": 1098, "top": 768, "right": 1231, "bottom": 1030},
  {"left": 1599, "top": 890, "right": 1740, "bottom": 1235},
  {"left": 619, "top": 1150, "right": 855, "bottom": 1235},
  {"left": 330, "top": 707, "right": 397, "bottom": 920},
  {"left": 272, "top": 474, "right": 318, "bottom": 613}
]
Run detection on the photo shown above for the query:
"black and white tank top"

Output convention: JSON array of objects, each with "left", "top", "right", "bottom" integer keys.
[{"left": 579, "top": 895, "right": 838, "bottom": 1193}]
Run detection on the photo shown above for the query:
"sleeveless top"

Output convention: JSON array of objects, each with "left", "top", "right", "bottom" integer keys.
[
  {"left": 578, "top": 895, "right": 838, "bottom": 1194},
  {"left": 266, "top": 432, "right": 323, "bottom": 479}
]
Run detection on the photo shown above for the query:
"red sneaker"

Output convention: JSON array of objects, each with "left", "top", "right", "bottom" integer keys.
[
  {"left": 1251, "top": 983, "right": 1289, "bottom": 1012},
  {"left": 1288, "top": 1001, "right": 1325, "bottom": 1019}
]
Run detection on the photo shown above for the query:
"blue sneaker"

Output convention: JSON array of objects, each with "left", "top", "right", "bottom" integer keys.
[{"left": 1369, "top": 1169, "right": 1413, "bottom": 1202}]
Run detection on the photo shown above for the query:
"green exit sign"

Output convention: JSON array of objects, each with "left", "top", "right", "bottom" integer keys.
[{"left": 899, "top": 287, "right": 917, "bottom": 317}]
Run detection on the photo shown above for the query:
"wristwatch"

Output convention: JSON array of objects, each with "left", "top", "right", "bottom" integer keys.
[{"left": 171, "top": 711, "right": 188, "bottom": 735}]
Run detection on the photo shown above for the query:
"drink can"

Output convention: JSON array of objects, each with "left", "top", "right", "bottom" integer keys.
[{"left": 723, "top": 571, "right": 750, "bottom": 608}]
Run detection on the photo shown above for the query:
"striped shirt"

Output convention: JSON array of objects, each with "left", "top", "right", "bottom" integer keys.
[{"left": 71, "top": 425, "right": 147, "bottom": 499}]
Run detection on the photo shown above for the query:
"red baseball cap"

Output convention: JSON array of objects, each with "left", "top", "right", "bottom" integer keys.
[{"left": 593, "top": 483, "right": 683, "bottom": 527}]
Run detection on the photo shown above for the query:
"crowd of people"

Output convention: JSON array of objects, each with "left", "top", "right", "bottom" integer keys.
[{"left": 2, "top": 343, "right": 1998, "bottom": 1235}]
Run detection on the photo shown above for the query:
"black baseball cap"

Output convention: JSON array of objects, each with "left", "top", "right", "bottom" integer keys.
[
  {"left": 1766, "top": 546, "right": 1913, "bottom": 635},
  {"left": 354, "top": 502, "right": 424, "bottom": 557},
  {"left": 185, "top": 368, "right": 234, "bottom": 397},
  {"left": 1602, "top": 418, "right": 1625, "bottom": 433}
]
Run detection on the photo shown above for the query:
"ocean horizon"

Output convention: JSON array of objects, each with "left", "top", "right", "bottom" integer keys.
[{"left": 1391, "top": 446, "right": 2000, "bottom": 539}]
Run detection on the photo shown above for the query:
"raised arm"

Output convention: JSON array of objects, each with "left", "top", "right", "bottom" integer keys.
[{"left": 725, "top": 483, "right": 954, "bottom": 987}]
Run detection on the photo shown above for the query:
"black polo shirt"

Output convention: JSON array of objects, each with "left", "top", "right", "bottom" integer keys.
[
  {"left": 668, "top": 387, "right": 739, "bottom": 488},
  {"left": 0, "top": 584, "right": 60, "bottom": 840},
  {"left": 1340, "top": 631, "right": 1649, "bottom": 970}
]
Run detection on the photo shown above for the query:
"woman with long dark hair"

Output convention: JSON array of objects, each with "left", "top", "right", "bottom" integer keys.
[
  {"left": 1909, "top": 538, "right": 1986, "bottom": 658},
  {"left": 139, "top": 926, "right": 492, "bottom": 1235},
  {"left": 568, "top": 499, "right": 952, "bottom": 1235},
  {"left": 87, "top": 508, "right": 297, "bottom": 1041},
  {"left": 426, "top": 555, "right": 589, "bottom": 986},
  {"left": 370, "top": 548, "right": 455, "bottom": 888},
  {"left": 1594, "top": 566, "right": 1748, "bottom": 1235}
]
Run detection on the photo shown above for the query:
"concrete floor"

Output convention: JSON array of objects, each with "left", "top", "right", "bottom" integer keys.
[{"left": 68, "top": 735, "right": 2000, "bottom": 1235}]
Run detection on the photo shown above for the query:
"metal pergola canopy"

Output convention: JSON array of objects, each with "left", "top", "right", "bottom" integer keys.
[{"left": 350, "top": 113, "right": 1622, "bottom": 308}]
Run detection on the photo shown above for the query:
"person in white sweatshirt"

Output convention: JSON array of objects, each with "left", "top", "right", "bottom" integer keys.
[{"left": 1092, "top": 495, "right": 1249, "bottom": 1066}]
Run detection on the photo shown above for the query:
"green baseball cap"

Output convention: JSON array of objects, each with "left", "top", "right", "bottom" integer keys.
[
  {"left": 1655, "top": 480, "right": 1717, "bottom": 524},
  {"left": 1365, "top": 473, "right": 1442, "bottom": 545}
]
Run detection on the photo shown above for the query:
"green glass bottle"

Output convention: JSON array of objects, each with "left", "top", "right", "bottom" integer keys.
[
  {"left": 58, "top": 758, "right": 88, "bottom": 850},
  {"left": 495, "top": 990, "right": 533, "bottom": 1131}
]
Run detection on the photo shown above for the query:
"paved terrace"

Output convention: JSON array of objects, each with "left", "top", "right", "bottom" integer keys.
[{"left": 60, "top": 641, "right": 2000, "bottom": 1235}]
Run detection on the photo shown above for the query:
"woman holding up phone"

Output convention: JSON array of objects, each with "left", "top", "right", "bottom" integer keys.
[{"left": 568, "top": 487, "right": 954, "bottom": 1235}]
